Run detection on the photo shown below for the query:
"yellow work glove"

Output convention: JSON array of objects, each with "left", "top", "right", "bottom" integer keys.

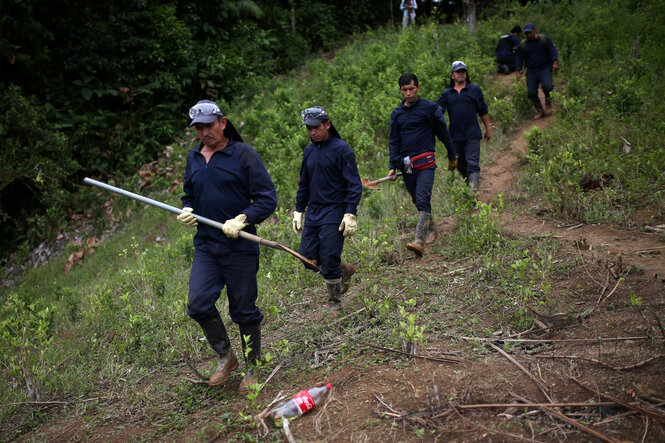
[
  {"left": 292, "top": 211, "right": 304, "bottom": 235},
  {"left": 177, "top": 207, "right": 198, "bottom": 227},
  {"left": 338, "top": 213, "right": 357, "bottom": 237},
  {"left": 448, "top": 156, "right": 458, "bottom": 171},
  {"left": 222, "top": 214, "right": 248, "bottom": 239}
]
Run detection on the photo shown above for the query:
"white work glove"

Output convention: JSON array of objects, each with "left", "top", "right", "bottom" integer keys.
[
  {"left": 292, "top": 211, "right": 304, "bottom": 235},
  {"left": 338, "top": 213, "right": 358, "bottom": 237},
  {"left": 177, "top": 207, "right": 198, "bottom": 227},
  {"left": 222, "top": 214, "right": 248, "bottom": 239}
]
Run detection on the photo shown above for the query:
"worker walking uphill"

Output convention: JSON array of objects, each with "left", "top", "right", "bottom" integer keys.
[
  {"left": 292, "top": 106, "right": 362, "bottom": 311},
  {"left": 515, "top": 22, "right": 559, "bottom": 118},
  {"left": 388, "top": 73, "right": 456, "bottom": 257},
  {"left": 437, "top": 61, "right": 492, "bottom": 194},
  {"left": 177, "top": 100, "right": 277, "bottom": 393}
]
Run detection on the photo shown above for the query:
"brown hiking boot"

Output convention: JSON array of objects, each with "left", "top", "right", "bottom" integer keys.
[
  {"left": 406, "top": 241, "right": 425, "bottom": 256},
  {"left": 208, "top": 351, "right": 239, "bottom": 386},
  {"left": 237, "top": 369, "right": 258, "bottom": 395},
  {"left": 340, "top": 262, "right": 356, "bottom": 295}
]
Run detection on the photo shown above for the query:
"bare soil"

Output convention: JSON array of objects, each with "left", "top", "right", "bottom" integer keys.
[{"left": 17, "top": 80, "right": 665, "bottom": 442}]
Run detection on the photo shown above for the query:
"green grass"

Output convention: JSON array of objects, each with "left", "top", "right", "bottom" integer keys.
[{"left": 2, "top": 1, "right": 665, "bottom": 439}]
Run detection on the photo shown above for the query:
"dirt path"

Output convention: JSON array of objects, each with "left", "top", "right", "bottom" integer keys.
[
  {"left": 16, "top": 83, "right": 665, "bottom": 443},
  {"left": 478, "top": 103, "right": 665, "bottom": 283}
]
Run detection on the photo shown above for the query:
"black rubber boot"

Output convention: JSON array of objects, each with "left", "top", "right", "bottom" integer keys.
[
  {"left": 530, "top": 96, "right": 546, "bottom": 119},
  {"left": 198, "top": 315, "right": 238, "bottom": 386},
  {"left": 407, "top": 211, "right": 428, "bottom": 256},
  {"left": 239, "top": 322, "right": 261, "bottom": 366},
  {"left": 326, "top": 280, "right": 342, "bottom": 305},
  {"left": 238, "top": 322, "right": 261, "bottom": 394},
  {"left": 422, "top": 212, "right": 435, "bottom": 244},
  {"left": 468, "top": 172, "right": 480, "bottom": 193}
]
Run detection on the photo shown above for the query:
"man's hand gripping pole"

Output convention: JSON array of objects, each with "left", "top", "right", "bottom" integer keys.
[{"left": 83, "top": 178, "right": 319, "bottom": 272}]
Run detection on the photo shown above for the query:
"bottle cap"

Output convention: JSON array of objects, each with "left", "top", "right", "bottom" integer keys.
[{"left": 326, "top": 383, "right": 332, "bottom": 390}]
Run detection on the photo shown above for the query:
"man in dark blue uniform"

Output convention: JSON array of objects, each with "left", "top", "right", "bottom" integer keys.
[
  {"left": 515, "top": 22, "right": 559, "bottom": 119},
  {"left": 292, "top": 106, "right": 362, "bottom": 310},
  {"left": 495, "top": 25, "right": 521, "bottom": 74},
  {"left": 437, "top": 61, "right": 492, "bottom": 194},
  {"left": 177, "top": 100, "right": 277, "bottom": 394},
  {"left": 388, "top": 73, "right": 455, "bottom": 256}
]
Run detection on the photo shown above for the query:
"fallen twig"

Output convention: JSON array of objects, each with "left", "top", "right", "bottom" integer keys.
[
  {"left": 259, "top": 359, "right": 287, "bottom": 393},
  {"left": 511, "top": 392, "right": 618, "bottom": 442},
  {"left": 182, "top": 352, "right": 209, "bottom": 382},
  {"left": 373, "top": 393, "right": 405, "bottom": 415},
  {"left": 446, "top": 334, "right": 662, "bottom": 344},
  {"left": 0, "top": 397, "right": 115, "bottom": 408},
  {"left": 282, "top": 418, "right": 297, "bottom": 443},
  {"left": 633, "top": 245, "right": 665, "bottom": 253},
  {"left": 538, "top": 403, "right": 619, "bottom": 442},
  {"left": 485, "top": 341, "right": 553, "bottom": 402},
  {"left": 360, "top": 342, "right": 460, "bottom": 363},
  {"left": 256, "top": 391, "right": 287, "bottom": 437},
  {"left": 572, "top": 378, "right": 665, "bottom": 423},
  {"left": 535, "top": 353, "right": 665, "bottom": 371}
]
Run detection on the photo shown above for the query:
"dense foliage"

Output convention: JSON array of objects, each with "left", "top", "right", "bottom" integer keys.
[
  {"left": 3, "top": 0, "right": 468, "bottom": 263},
  {"left": 1, "top": 1, "right": 664, "bottom": 439}
]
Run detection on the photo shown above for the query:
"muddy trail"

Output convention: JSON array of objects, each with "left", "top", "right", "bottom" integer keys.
[{"left": 20, "top": 83, "right": 665, "bottom": 442}]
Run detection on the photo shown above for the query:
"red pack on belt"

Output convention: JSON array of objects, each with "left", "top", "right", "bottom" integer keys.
[{"left": 411, "top": 151, "right": 436, "bottom": 171}]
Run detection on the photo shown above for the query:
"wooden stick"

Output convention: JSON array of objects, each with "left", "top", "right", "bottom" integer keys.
[
  {"left": 538, "top": 404, "right": 619, "bottom": 442},
  {"left": 83, "top": 177, "right": 320, "bottom": 271},
  {"left": 572, "top": 378, "right": 665, "bottom": 423},
  {"left": 259, "top": 359, "right": 287, "bottom": 393},
  {"left": 511, "top": 392, "right": 618, "bottom": 442},
  {"left": 486, "top": 341, "right": 553, "bottom": 402},
  {"left": 182, "top": 352, "right": 209, "bottom": 381},
  {"left": 360, "top": 342, "right": 460, "bottom": 363},
  {"left": 446, "top": 334, "right": 661, "bottom": 344},
  {"left": 282, "top": 418, "right": 297, "bottom": 443},
  {"left": 633, "top": 245, "right": 665, "bottom": 253},
  {"left": 535, "top": 353, "right": 665, "bottom": 371}
]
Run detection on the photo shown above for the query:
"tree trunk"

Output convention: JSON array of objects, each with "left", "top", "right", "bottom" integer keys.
[
  {"left": 290, "top": 0, "right": 296, "bottom": 33},
  {"left": 464, "top": 0, "right": 477, "bottom": 31}
]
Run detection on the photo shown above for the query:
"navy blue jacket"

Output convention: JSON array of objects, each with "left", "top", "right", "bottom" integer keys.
[
  {"left": 182, "top": 139, "right": 277, "bottom": 254},
  {"left": 388, "top": 98, "right": 455, "bottom": 171},
  {"left": 437, "top": 83, "right": 489, "bottom": 142},
  {"left": 295, "top": 135, "right": 362, "bottom": 226},
  {"left": 495, "top": 34, "right": 520, "bottom": 59},
  {"left": 515, "top": 34, "right": 558, "bottom": 72}
]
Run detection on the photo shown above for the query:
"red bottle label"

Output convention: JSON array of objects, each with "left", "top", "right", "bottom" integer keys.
[{"left": 292, "top": 390, "right": 315, "bottom": 414}]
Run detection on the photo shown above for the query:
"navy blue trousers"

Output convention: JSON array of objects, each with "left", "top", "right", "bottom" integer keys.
[
  {"left": 454, "top": 139, "right": 481, "bottom": 176},
  {"left": 187, "top": 249, "right": 263, "bottom": 325},
  {"left": 402, "top": 167, "right": 435, "bottom": 213},
  {"left": 526, "top": 67, "right": 553, "bottom": 102},
  {"left": 299, "top": 223, "right": 345, "bottom": 280}
]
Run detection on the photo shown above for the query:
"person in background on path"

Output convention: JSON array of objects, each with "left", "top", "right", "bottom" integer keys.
[
  {"left": 515, "top": 22, "right": 559, "bottom": 119},
  {"left": 292, "top": 106, "right": 362, "bottom": 312},
  {"left": 495, "top": 25, "right": 522, "bottom": 74},
  {"left": 177, "top": 100, "right": 277, "bottom": 394},
  {"left": 400, "top": 0, "right": 417, "bottom": 29},
  {"left": 437, "top": 61, "right": 492, "bottom": 195},
  {"left": 388, "top": 73, "right": 456, "bottom": 257}
]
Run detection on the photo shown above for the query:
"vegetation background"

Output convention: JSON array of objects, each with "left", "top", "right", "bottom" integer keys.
[{"left": 1, "top": 0, "right": 664, "bottom": 441}]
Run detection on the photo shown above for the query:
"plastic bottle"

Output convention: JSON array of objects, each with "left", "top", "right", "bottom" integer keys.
[
  {"left": 269, "top": 383, "right": 332, "bottom": 426},
  {"left": 403, "top": 156, "right": 412, "bottom": 174}
]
